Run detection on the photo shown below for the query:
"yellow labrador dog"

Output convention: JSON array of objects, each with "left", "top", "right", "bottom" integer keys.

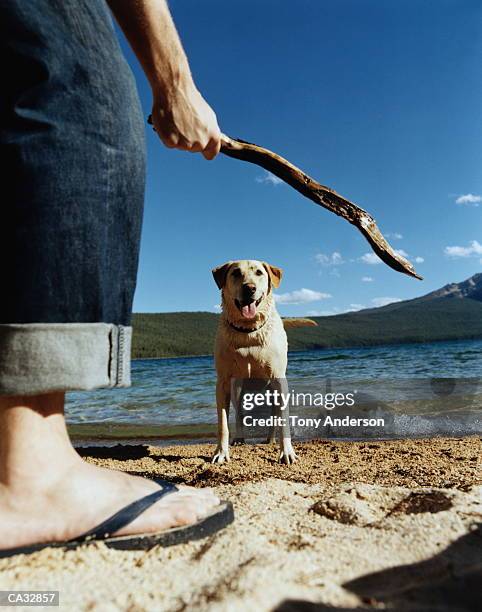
[{"left": 211, "top": 259, "right": 297, "bottom": 465}]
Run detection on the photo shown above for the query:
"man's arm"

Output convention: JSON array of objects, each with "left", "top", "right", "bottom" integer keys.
[{"left": 107, "top": 0, "right": 221, "bottom": 160}]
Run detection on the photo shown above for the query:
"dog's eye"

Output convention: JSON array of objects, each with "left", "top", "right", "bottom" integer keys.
[
  {"left": 255, "top": 270, "right": 263, "bottom": 276},
  {"left": 231, "top": 269, "right": 241, "bottom": 277}
]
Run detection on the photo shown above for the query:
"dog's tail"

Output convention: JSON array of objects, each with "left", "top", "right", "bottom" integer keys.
[{"left": 282, "top": 318, "right": 318, "bottom": 329}]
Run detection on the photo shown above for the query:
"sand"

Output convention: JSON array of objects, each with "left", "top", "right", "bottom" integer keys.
[{"left": 0, "top": 437, "right": 480, "bottom": 611}]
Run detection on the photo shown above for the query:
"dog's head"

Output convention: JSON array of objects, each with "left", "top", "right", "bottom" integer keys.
[{"left": 212, "top": 260, "right": 282, "bottom": 324}]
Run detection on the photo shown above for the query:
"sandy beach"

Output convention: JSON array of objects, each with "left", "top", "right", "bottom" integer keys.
[{"left": 0, "top": 436, "right": 480, "bottom": 611}]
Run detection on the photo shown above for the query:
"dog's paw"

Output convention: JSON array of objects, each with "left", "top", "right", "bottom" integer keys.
[
  {"left": 278, "top": 441, "right": 298, "bottom": 465},
  {"left": 211, "top": 448, "right": 231, "bottom": 464}
]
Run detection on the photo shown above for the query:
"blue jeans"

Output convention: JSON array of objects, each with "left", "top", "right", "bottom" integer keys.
[{"left": 0, "top": 0, "right": 146, "bottom": 395}]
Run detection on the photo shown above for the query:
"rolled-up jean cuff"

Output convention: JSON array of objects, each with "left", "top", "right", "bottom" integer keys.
[{"left": 0, "top": 323, "right": 132, "bottom": 396}]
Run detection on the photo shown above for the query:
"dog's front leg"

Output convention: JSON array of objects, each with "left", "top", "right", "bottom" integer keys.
[
  {"left": 231, "top": 379, "right": 246, "bottom": 444},
  {"left": 212, "top": 380, "right": 231, "bottom": 464},
  {"left": 276, "top": 377, "right": 298, "bottom": 465}
]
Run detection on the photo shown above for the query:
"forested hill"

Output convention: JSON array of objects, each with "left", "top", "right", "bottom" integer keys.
[
  {"left": 131, "top": 274, "right": 482, "bottom": 359},
  {"left": 132, "top": 312, "right": 219, "bottom": 359}
]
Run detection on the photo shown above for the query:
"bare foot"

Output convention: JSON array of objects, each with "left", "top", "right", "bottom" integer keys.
[{"left": 0, "top": 456, "right": 219, "bottom": 550}]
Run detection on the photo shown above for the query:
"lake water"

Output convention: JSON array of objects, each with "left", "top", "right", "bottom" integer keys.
[{"left": 67, "top": 338, "right": 482, "bottom": 443}]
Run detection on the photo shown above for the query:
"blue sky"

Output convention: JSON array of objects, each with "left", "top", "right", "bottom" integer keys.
[{"left": 115, "top": 0, "right": 482, "bottom": 316}]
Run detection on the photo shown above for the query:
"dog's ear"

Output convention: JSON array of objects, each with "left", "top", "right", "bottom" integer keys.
[
  {"left": 263, "top": 263, "right": 283, "bottom": 289},
  {"left": 212, "top": 262, "right": 232, "bottom": 289}
]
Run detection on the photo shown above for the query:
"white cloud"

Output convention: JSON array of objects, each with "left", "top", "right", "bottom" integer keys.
[
  {"left": 307, "top": 308, "right": 338, "bottom": 316},
  {"left": 255, "top": 171, "right": 283, "bottom": 186},
  {"left": 308, "top": 303, "right": 365, "bottom": 316},
  {"left": 394, "top": 248, "right": 409, "bottom": 258},
  {"left": 371, "top": 296, "right": 402, "bottom": 308},
  {"left": 455, "top": 193, "right": 481, "bottom": 206},
  {"left": 360, "top": 253, "right": 382, "bottom": 265},
  {"left": 361, "top": 276, "right": 374, "bottom": 282},
  {"left": 386, "top": 232, "right": 403, "bottom": 240},
  {"left": 315, "top": 251, "right": 344, "bottom": 266},
  {"left": 213, "top": 304, "right": 222, "bottom": 313},
  {"left": 444, "top": 240, "right": 482, "bottom": 258},
  {"left": 274, "top": 288, "right": 331, "bottom": 305},
  {"left": 414, "top": 256, "right": 424, "bottom": 263}
]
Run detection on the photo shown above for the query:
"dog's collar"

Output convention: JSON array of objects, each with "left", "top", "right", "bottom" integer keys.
[{"left": 227, "top": 318, "right": 268, "bottom": 334}]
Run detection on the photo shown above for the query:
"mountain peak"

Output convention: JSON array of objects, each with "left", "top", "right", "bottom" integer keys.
[{"left": 422, "top": 273, "right": 482, "bottom": 302}]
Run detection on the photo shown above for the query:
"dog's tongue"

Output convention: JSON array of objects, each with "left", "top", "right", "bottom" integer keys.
[{"left": 241, "top": 302, "right": 257, "bottom": 319}]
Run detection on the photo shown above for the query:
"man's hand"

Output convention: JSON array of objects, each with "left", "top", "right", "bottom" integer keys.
[
  {"left": 107, "top": 0, "right": 221, "bottom": 160},
  {"left": 151, "top": 83, "right": 221, "bottom": 160}
]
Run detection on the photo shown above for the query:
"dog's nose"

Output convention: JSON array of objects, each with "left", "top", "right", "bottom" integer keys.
[{"left": 243, "top": 283, "right": 256, "bottom": 296}]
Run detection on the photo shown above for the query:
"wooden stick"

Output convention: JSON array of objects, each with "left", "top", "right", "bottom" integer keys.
[
  {"left": 220, "top": 135, "right": 422, "bottom": 280},
  {"left": 147, "top": 115, "right": 421, "bottom": 279}
]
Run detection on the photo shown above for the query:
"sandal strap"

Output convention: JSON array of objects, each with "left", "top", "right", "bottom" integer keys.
[{"left": 73, "top": 479, "right": 178, "bottom": 542}]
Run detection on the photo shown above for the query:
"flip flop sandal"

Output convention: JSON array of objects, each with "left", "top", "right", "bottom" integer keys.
[{"left": 0, "top": 479, "right": 234, "bottom": 558}]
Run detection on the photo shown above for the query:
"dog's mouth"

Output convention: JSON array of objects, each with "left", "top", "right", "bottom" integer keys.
[{"left": 234, "top": 296, "right": 263, "bottom": 319}]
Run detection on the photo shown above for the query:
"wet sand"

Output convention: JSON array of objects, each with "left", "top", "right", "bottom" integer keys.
[{"left": 0, "top": 436, "right": 480, "bottom": 611}]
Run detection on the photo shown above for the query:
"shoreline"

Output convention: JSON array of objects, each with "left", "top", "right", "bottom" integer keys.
[{"left": 70, "top": 430, "right": 480, "bottom": 448}]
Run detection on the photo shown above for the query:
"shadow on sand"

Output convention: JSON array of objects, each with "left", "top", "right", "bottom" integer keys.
[
  {"left": 77, "top": 445, "right": 151, "bottom": 460},
  {"left": 274, "top": 523, "right": 482, "bottom": 611}
]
